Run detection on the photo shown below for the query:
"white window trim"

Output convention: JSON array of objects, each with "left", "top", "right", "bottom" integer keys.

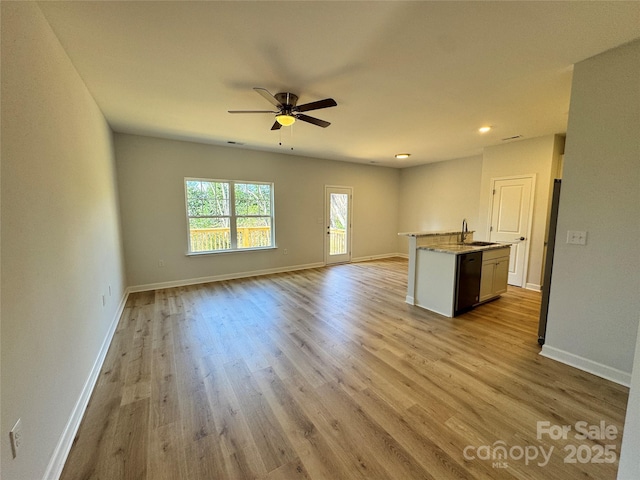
[{"left": 184, "top": 177, "right": 275, "bottom": 255}]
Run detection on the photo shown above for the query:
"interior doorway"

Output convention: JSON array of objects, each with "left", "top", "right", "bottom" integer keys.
[{"left": 488, "top": 175, "right": 535, "bottom": 287}]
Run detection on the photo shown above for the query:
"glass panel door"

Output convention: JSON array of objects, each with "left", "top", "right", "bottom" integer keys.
[{"left": 325, "top": 186, "right": 352, "bottom": 264}]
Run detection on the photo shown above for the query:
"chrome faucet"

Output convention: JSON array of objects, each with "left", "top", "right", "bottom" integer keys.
[{"left": 460, "top": 218, "right": 468, "bottom": 243}]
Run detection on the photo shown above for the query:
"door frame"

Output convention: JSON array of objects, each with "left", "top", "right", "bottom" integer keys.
[
  {"left": 486, "top": 174, "right": 536, "bottom": 288},
  {"left": 324, "top": 185, "right": 353, "bottom": 265}
]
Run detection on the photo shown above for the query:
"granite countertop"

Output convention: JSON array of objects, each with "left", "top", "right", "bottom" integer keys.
[{"left": 418, "top": 243, "right": 511, "bottom": 255}]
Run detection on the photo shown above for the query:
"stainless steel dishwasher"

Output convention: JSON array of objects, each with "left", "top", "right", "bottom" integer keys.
[{"left": 454, "top": 251, "right": 482, "bottom": 316}]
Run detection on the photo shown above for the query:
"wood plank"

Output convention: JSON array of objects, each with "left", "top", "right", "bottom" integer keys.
[
  {"left": 314, "top": 380, "right": 433, "bottom": 479},
  {"left": 147, "top": 422, "right": 187, "bottom": 480},
  {"left": 149, "top": 319, "right": 179, "bottom": 429},
  {"left": 280, "top": 371, "right": 393, "bottom": 479},
  {"left": 253, "top": 366, "right": 357, "bottom": 480},
  {"left": 349, "top": 386, "right": 473, "bottom": 479},
  {"left": 110, "top": 398, "right": 149, "bottom": 480},
  {"left": 224, "top": 359, "right": 298, "bottom": 472},
  {"left": 200, "top": 354, "right": 262, "bottom": 464},
  {"left": 263, "top": 458, "right": 312, "bottom": 480}
]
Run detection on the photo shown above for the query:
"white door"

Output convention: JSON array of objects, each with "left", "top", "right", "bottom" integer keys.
[
  {"left": 325, "top": 186, "right": 352, "bottom": 265},
  {"left": 488, "top": 175, "right": 535, "bottom": 287}
]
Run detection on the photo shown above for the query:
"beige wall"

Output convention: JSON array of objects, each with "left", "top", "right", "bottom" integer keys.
[
  {"left": 545, "top": 39, "right": 640, "bottom": 377},
  {"left": 397, "top": 155, "right": 483, "bottom": 253},
  {"left": 1, "top": 3, "right": 126, "bottom": 479},
  {"left": 479, "top": 134, "right": 564, "bottom": 289},
  {"left": 115, "top": 134, "right": 401, "bottom": 288}
]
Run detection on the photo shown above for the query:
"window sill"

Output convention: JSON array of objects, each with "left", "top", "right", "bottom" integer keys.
[{"left": 186, "top": 246, "right": 278, "bottom": 256}]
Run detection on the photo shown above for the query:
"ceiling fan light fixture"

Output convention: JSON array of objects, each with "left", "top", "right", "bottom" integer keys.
[{"left": 276, "top": 114, "right": 296, "bottom": 126}]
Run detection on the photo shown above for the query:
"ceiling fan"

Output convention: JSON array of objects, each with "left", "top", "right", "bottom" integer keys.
[{"left": 229, "top": 88, "right": 337, "bottom": 130}]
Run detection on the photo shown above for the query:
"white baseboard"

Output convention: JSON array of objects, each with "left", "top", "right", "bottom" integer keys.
[
  {"left": 42, "top": 289, "right": 130, "bottom": 480},
  {"left": 351, "top": 253, "right": 406, "bottom": 263},
  {"left": 540, "top": 345, "right": 631, "bottom": 387},
  {"left": 129, "top": 262, "right": 325, "bottom": 293},
  {"left": 525, "top": 283, "right": 542, "bottom": 292}
]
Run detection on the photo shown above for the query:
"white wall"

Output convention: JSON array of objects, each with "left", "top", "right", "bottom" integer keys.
[
  {"left": 397, "top": 155, "right": 483, "bottom": 252},
  {"left": 115, "top": 133, "right": 401, "bottom": 288},
  {"left": 479, "top": 134, "right": 564, "bottom": 289},
  {"left": 0, "top": 3, "right": 126, "bottom": 479},
  {"left": 543, "top": 40, "right": 640, "bottom": 381}
]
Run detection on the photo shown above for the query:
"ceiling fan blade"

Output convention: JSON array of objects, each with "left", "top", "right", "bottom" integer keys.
[
  {"left": 297, "top": 114, "right": 331, "bottom": 128},
  {"left": 254, "top": 87, "right": 283, "bottom": 108},
  {"left": 228, "top": 110, "right": 277, "bottom": 114},
  {"left": 270, "top": 121, "right": 282, "bottom": 131},
  {"left": 295, "top": 98, "right": 337, "bottom": 113}
]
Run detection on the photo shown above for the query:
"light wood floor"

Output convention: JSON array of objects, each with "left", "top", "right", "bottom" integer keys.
[{"left": 61, "top": 258, "right": 628, "bottom": 480}]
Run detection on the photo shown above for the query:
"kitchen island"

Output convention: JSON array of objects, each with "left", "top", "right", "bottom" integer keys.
[{"left": 399, "top": 231, "right": 511, "bottom": 317}]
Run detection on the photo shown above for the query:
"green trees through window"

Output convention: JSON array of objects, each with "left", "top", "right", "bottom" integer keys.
[{"left": 185, "top": 178, "right": 274, "bottom": 253}]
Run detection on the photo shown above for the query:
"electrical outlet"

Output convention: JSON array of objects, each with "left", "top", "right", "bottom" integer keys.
[
  {"left": 567, "top": 230, "right": 587, "bottom": 245},
  {"left": 283, "top": 248, "right": 288, "bottom": 255},
  {"left": 158, "top": 259, "right": 165, "bottom": 268},
  {"left": 10, "top": 418, "right": 22, "bottom": 459}
]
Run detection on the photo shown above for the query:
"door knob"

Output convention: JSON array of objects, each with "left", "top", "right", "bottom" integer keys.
[{"left": 515, "top": 236, "right": 526, "bottom": 241}]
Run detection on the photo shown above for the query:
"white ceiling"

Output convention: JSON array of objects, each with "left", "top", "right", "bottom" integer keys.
[{"left": 38, "top": 1, "right": 640, "bottom": 168}]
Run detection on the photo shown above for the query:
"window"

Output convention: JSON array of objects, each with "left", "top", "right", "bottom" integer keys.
[{"left": 185, "top": 178, "right": 274, "bottom": 253}]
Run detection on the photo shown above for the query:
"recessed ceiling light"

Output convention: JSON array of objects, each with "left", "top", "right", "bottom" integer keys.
[
  {"left": 395, "top": 153, "right": 411, "bottom": 159},
  {"left": 478, "top": 126, "right": 492, "bottom": 133}
]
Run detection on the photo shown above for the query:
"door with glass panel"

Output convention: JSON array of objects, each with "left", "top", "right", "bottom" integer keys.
[{"left": 325, "top": 186, "right": 352, "bottom": 265}]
